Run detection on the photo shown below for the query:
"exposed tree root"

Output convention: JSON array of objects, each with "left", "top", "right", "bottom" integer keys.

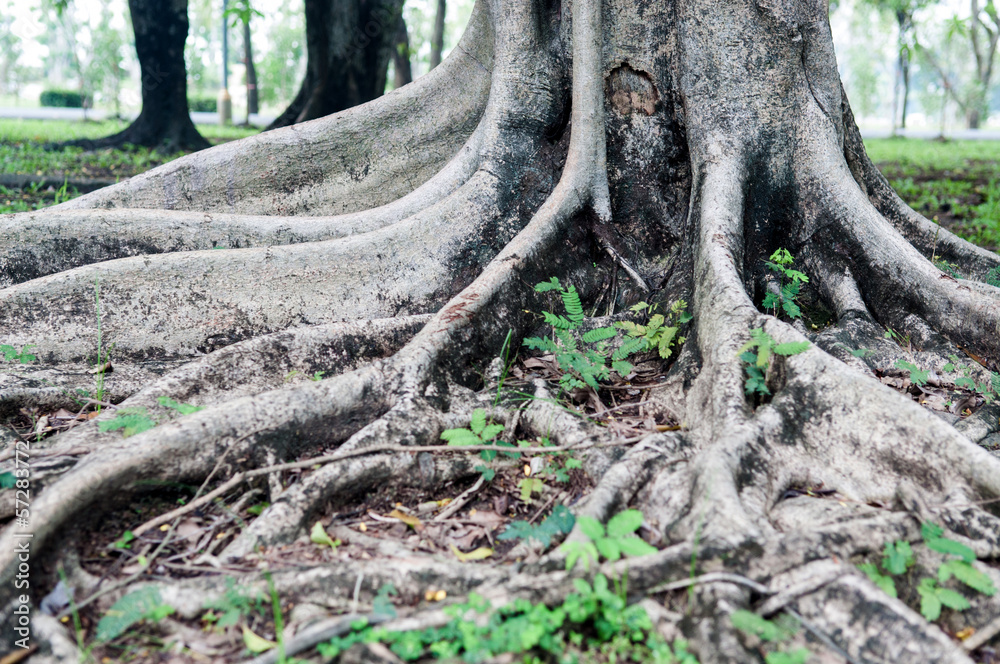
[{"left": 4, "top": 0, "right": 1000, "bottom": 660}]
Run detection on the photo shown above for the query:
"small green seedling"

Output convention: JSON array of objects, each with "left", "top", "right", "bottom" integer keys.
[
  {"left": 942, "top": 355, "right": 1000, "bottom": 404},
  {"left": 985, "top": 266, "right": 1000, "bottom": 287},
  {"left": 524, "top": 277, "right": 631, "bottom": 391},
  {"left": 730, "top": 611, "right": 809, "bottom": 664},
  {"left": 98, "top": 408, "right": 156, "bottom": 438},
  {"left": 157, "top": 396, "right": 204, "bottom": 415},
  {"left": 560, "top": 509, "right": 657, "bottom": 571},
  {"left": 499, "top": 504, "right": 575, "bottom": 548},
  {"left": 202, "top": 577, "right": 267, "bottom": 629},
  {"left": 441, "top": 408, "right": 514, "bottom": 480},
  {"left": 615, "top": 300, "right": 691, "bottom": 361},
  {"left": 858, "top": 522, "right": 995, "bottom": 623},
  {"left": 113, "top": 530, "right": 136, "bottom": 549},
  {"left": 1, "top": 344, "right": 36, "bottom": 364},
  {"left": 737, "top": 328, "right": 810, "bottom": 396},
  {"left": 96, "top": 586, "right": 175, "bottom": 642},
  {"left": 895, "top": 360, "right": 930, "bottom": 387},
  {"left": 762, "top": 249, "right": 809, "bottom": 319}
]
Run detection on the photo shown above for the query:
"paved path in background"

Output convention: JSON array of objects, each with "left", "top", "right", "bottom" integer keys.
[{"left": 0, "top": 106, "right": 275, "bottom": 127}]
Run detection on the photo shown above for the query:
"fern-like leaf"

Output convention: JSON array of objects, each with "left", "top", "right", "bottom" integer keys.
[
  {"left": 615, "top": 321, "right": 640, "bottom": 334},
  {"left": 96, "top": 587, "right": 174, "bottom": 642},
  {"left": 612, "top": 337, "right": 646, "bottom": 361},
  {"left": 543, "top": 311, "right": 576, "bottom": 330},
  {"left": 534, "top": 277, "right": 562, "bottom": 292},
  {"left": 657, "top": 327, "right": 678, "bottom": 359},
  {"left": 561, "top": 285, "right": 584, "bottom": 326},
  {"left": 523, "top": 336, "right": 557, "bottom": 352},
  {"left": 773, "top": 341, "right": 810, "bottom": 356},
  {"left": 581, "top": 327, "right": 617, "bottom": 343},
  {"left": 611, "top": 360, "right": 633, "bottom": 376},
  {"left": 469, "top": 409, "right": 487, "bottom": 436}
]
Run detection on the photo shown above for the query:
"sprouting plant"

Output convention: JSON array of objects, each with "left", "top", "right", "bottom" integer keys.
[
  {"left": 985, "top": 265, "right": 1000, "bottom": 287},
  {"left": 615, "top": 299, "right": 692, "bottom": 361},
  {"left": 523, "top": 277, "right": 631, "bottom": 392},
  {"left": 737, "top": 328, "right": 810, "bottom": 396},
  {"left": 762, "top": 249, "right": 809, "bottom": 319},
  {"left": 372, "top": 583, "right": 399, "bottom": 619},
  {"left": 858, "top": 522, "right": 995, "bottom": 623},
  {"left": 884, "top": 327, "right": 911, "bottom": 349},
  {"left": 922, "top": 522, "right": 997, "bottom": 597},
  {"left": 96, "top": 586, "right": 175, "bottom": 642},
  {"left": 157, "top": 396, "right": 204, "bottom": 415},
  {"left": 730, "top": 611, "right": 809, "bottom": 664},
  {"left": 895, "top": 360, "right": 930, "bottom": 387},
  {"left": 0, "top": 344, "right": 36, "bottom": 364},
  {"left": 113, "top": 530, "right": 136, "bottom": 549},
  {"left": 202, "top": 577, "right": 267, "bottom": 629},
  {"left": 440, "top": 408, "right": 515, "bottom": 481},
  {"left": 560, "top": 509, "right": 657, "bottom": 571},
  {"left": 499, "top": 504, "right": 575, "bottom": 548},
  {"left": 317, "top": 586, "right": 699, "bottom": 663},
  {"left": 934, "top": 258, "right": 962, "bottom": 279},
  {"left": 942, "top": 355, "right": 1000, "bottom": 404},
  {"left": 97, "top": 407, "right": 156, "bottom": 438}
]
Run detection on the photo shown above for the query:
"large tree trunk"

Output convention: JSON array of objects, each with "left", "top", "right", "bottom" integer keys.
[
  {"left": 65, "top": 0, "right": 208, "bottom": 152},
  {"left": 267, "top": 0, "right": 404, "bottom": 129},
  {"left": 3, "top": 0, "right": 1000, "bottom": 661}
]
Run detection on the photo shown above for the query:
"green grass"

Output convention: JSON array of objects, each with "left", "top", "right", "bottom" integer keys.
[
  {"left": 0, "top": 119, "right": 259, "bottom": 214},
  {"left": 0, "top": 119, "right": 258, "bottom": 181},
  {"left": 865, "top": 138, "right": 1000, "bottom": 251}
]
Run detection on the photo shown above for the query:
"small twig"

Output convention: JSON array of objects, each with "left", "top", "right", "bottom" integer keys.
[
  {"left": 351, "top": 573, "right": 364, "bottom": 614},
  {"left": 601, "top": 243, "right": 650, "bottom": 293},
  {"left": 527, "top": 492, "right": 559, "bottom": 525},
  {"left": 434, "top": 475, "right": 486, "bottom": 522},
  {"left": 962, "top": 612, "right": 1000, "bottom": 653},
  {"left": 242, "top": 612, "right": 394, "bottom": 664},
  {"left": 589, "top": 400, "right": 652, "bottom": 418},
  {"left": 649, "top": 572, "right": 772, "bottom": 596}
]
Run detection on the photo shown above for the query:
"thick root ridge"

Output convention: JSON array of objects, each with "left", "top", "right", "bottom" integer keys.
[
  {"left": 56, "top": 2, "right": 494, "bottom": 217},
  {"left": 0, "top": 124, "right": 486, "bottom": 288}
]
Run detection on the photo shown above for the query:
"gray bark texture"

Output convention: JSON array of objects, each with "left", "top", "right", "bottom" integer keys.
[{"left": 2, "top": 0, "right": 1000, "bottom": 661}]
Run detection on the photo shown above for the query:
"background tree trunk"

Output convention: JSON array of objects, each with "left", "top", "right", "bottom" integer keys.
[
  {"left": 243, "top": 18, "right": 259, "bottom": 119},
  {"left": 65, "top": 0, "right": 208, "bottom": 152},
  {"left": 429, "top": 0, "right": 446, "bottom": 70},
  {"left": 393, "top": 13, "right": 413, "bottom": 88},
  {"left": 267, "top": 0, "right": 405, "bottom": 129}
]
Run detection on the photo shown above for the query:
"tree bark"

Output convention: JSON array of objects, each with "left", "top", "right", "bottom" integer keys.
[
  {"left": 64, "top": 0, "right": 209, "bottom": 152},
  {"left": 243, "top": 18, "right": 259, "bottom": 118},
  {"left": 430, "top": 0, "right": 446, "bottom": 70},
  {"left": 393, "top": 13, "right": 412, "bottom": 88},
  {"left": 267, "top": 0, "right": 405, "bottom": 129},
  {"left": 3, "top": 0, "right": 1000, "bottom": 661}
]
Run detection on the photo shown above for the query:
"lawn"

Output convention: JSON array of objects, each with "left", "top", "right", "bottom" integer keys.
[
  {"left": 865, "top": 138, "right": 1000, "bottom": 251},
  {"left": 0, "top": 119, "right": 258, "bottom": 214},
  {"left": 1, "top": 122, "right": 999, "bottom": 255}
]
